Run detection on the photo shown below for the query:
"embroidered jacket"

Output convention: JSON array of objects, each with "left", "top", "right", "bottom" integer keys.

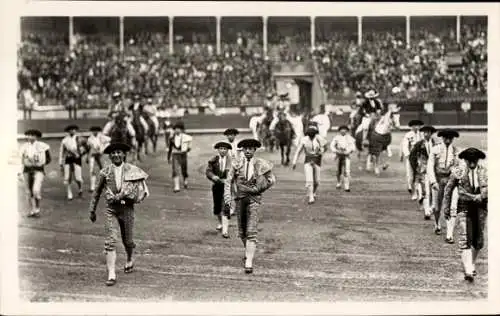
[
  {"left": 442, "top": 163, "right": 488, "bottom": 216},
  {"left": 292, "top": 135, "right": 328, "bottom": 166},
  {"left": 360, "top": 98, "right": 384, "bottom": 116},
  {"left": 20, "top": 141, "right": 51, "bottom": 171},
  {"left": 89, "top": 163, "right": 149, "bottom": 210},
  {"left": 167, "top": 133, "right": 192, "bottom": 160},
  {"left": 409, "top": 138, "right": 439, "bottom": 174},
  {"left": 59, "top": 135, "right": 85, "bottom": 165},
  {"left": 401, "top": 130, "right": 423, "bottom": 157},
  {"left": 206, "top": 155, "right": 230, "bottom": 184},
  {"left": 427, "top": 143, "right": 461, "bottom": 184},
  {"left": 330, "top": 134, "right": 356, "bottom": 156},
  {"left": 224, "top": 157, "right": 275, "bottom": 204},
  {"left": 87, "top": 133, "right": 111, "bottom": 155}
]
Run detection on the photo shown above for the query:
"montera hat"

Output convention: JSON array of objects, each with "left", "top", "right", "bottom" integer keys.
[
  {"left": 364, "top": 89, "right": 379, "bottom": 98},
  {"left": 408, "top": 119, "right": 424, "bottom": 127},
  {"left": 104, "top": 142, "right": 131, "bottom": 154},
  {"left": 237, "top": 139, "right": 262, "bottom": 149},
  {"left": 338, "top": 125, "right": 350, "bottom": 132},
  {"left": 420, "top": 125, "right": 436, "bottom": 134},
  {"left": 90, "top": 126, "right": 102, "bottom": 132},
  {"left": 458, "top": 148, "right": 486, "bottom": 161},
  {"left": 223, "top": 128, "right": 239, "bottom": 136},
  {"left": 214, "top": 141, "right": 233, "bottom": 150},
  {"left": 437, "top": 129, "right": 459, "bottom": 139},
  {"left": 173, "top": 121, "right": 185, "bottom": 130},
  {"left": 64, "top": 124, "right": 79, "bottom": 132},
  {"left": 24, "top": 129, "right": 42, "bottom": 138}
]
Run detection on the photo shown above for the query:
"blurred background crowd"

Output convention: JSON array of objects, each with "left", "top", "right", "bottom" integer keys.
[{"left": 17, "top": 16, "right": 487, "bottom": 110}]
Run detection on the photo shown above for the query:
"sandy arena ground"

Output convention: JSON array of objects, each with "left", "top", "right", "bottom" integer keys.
[{"left": 17, "top": 131, "right": 488, "bottom": 302}]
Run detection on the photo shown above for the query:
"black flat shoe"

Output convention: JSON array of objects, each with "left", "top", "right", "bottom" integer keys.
[
  {"left": 445, "top": 237, "right": 455, "bottom": 244},
  {"left": 472, "top": 270, "right": 477, "bottom": 276},
  {"left": 222, "top": 233, "right": 229, "bottom": 239},
  {"left": 245, "top": 267, "right": 253, "bottom": 274},
  {"left": 434, "top": 228, "right": 441, "bottom": 235},
  {"left": 424, "top": 215, "right": 431, "bottom": 220},
  {"left": 106, "top": 278, "right": 116, "bottom": 286},
  {"left": 464, "top": 274, "right": 474, "bottom": 283},
  {"left": 124, "top": 264, "right": 134, "bottom": 274}
]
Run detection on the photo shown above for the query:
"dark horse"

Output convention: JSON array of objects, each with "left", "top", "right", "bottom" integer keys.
[
  {"left": 258, "top": 108, "right": 276, "bottom": 152},
  {"left": 108, "top": 113, "right": 136, "bottom": 162},
  {"left": 141, "top": 113, "right": 159, "bottom": 154},
  {"left": 274, "top": 113, "right": 295, "bottom": 166},
  {"left": 353, "top": 105, "right": 401, "bottom": 175},
  {"left": 129, "top": 110, "right": 147, "bottom": 162}
]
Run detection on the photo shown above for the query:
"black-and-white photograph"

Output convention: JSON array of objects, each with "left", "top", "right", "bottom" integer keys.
[{"left": 3, "top": 1, "right": 499, "bottom": 313}]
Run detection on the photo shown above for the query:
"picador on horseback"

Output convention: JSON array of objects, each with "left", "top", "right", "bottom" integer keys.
[{"left": 103, "top": 92, "right": 137, "bottom": 160}]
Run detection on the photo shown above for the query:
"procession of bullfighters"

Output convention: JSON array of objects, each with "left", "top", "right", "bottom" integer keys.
[{"left": 9, "top": 3, "right": 492, "bottom": 305}]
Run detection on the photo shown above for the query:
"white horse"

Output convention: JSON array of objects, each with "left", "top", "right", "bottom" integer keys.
[{"left": 355, "top": 104, "right": 401, "bottom": 175}]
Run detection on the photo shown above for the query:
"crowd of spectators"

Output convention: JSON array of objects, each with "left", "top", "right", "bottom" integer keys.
[
  {"left": 18, "top": 21, "right": 487, "bottom": 110},
  {"left": 313, "top": 25, "right": 487, "bottom": 99}
]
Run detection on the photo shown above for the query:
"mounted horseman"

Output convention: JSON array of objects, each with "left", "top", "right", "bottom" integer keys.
[
  {"left": 357, "top": 89, "right": 385, "bottom": 146},
  {"left": 103, "top": 92, "right": 137, "bottom": 161},
  {"left": 141, "top": 93, "right": 160, "bottom": 154},
  {"left": 127, "top": 93, "right": 149, "bottom": 161},
  {"left": 356, "top": 102, "right": 401, "bottom": 175}
]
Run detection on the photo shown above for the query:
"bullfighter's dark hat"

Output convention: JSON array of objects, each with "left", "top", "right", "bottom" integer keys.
[
  {"left": 437, "top": 129, "right": 459, "bottom": 139},
  {"left": 64, "top": 125, "right": 79, "bottom": 132},
  {"left": 90, "top": 126, "right": 102, "bottom": 132},
  {"left": 458, "top": 148, "right": 486, "bottom": 161},
  {"left": 408, "top": 120, "right": 424, "bottom": 127},
  {"left": 338, "top": 125, "right": 350, "bottom": 132},
  {"left": 104, "top": 142, "right": 131, "bottom": 154},
  {"left": 420, "top": 125, "right": 437, "bottom": 134},
  {"left": 173, "top": 121, "right": 185, "bottom": 130},
  {"left": 214, "top": 141, "right": 233, "bottom": 150},
  {"left": 24, "top": 129, "right": 42, "bottom": 138},
  {"left": 223, "top": 128, "right": 239, "bottom": 136},
  {"left": 237, "top": 139, "right": 262, "bottom": 149}
]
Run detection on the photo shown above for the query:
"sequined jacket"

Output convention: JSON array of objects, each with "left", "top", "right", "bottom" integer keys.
[
  {"left": 442, "top": 163, "right": 488, "bottom": 216},
  {"left": 89, "top": 163, "right": 149, "bottom": 210},
  {"left": 223, "top": 157, "right": 275, "bottom": 204}
]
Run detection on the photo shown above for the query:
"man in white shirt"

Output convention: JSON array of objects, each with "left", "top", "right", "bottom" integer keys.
[
  {"left": 330, "top": 125, "right": 356, "bottom": 192},
  {"left": 86, "top": 126, "right": 111, "bottom": 192},
  {"left": 310, "top": 104, "right": 331, "bottom": 139},
  {"left": 249, "top": 112, "right": 266, "bottom": 140},
  {"left": 20, "top": 129, "right": 51, "bottom": 217},
  {"left": 59, "top": 125, "right": 84, "bottom": 200},
  {"left": 223, "top": 128, "right": 242, "bottom": 162},
  {"left": 142, "top": 95, "right": 160, "bottom": 135},
  {"left": 401, "top": 119, "right": 424, "bottom": 200},
  {"left": 167, "top": 121, "right": 193, "bottom": 192},
  {"left": 427, "top": 129, "right": 460, "bottom": 237}
]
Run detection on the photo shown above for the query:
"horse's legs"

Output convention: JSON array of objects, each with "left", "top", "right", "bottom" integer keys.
[
  {"left": 153, "top": 135, "right": 158, "bottom": 152},
  {"left": 136, "top": 142, "right": 142, "bottom": 162},
  {"left": 373, "top": 154, "right": 380, "bottom": 175},
  {"left": 285, "top": 144, "right": 291, "bottom": 165},
  {"left": 279, "top": 145, "right": 285, "bottom": 165}
]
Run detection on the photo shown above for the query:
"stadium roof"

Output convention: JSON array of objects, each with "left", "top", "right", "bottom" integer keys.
[{"left": 20, "top": 2, "right": 493, "bottom": 17}]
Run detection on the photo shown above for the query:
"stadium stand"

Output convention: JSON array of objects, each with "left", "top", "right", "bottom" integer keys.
[{"left": 18, "top": 16, "right": 487, "bottom": 110}]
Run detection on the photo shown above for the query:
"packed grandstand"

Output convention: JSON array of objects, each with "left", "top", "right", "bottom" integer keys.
[{"left": 17, "top": 16, "right": 487, "bottom": 110}]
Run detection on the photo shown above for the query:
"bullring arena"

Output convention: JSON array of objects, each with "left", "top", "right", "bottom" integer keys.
[
  {"left": 10, "top": 1, "right": 494, "bottom": 305},
  {"left": 16, "top": 118, "right": 487, "bottom": 302}
]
